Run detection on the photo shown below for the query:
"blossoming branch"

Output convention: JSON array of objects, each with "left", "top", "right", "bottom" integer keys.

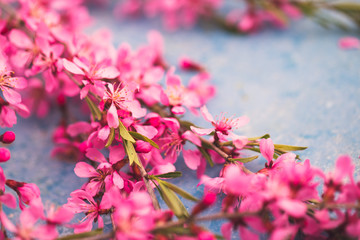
[{"left": 115, "top": 0, "right": 360, "bottom": 33}]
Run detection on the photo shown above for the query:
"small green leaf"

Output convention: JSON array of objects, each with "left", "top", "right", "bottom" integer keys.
[
  {"left": 57, "top": 229, "right": 103, "bottom": 240},
  {"left": 85, "top": 97, "right": 102, "bottom": 121},
  {"left": 274, "top": 144, "right": 307, "bottom": 152},
  {"left": 118, "top": 120, "right": 135, "bottom": 143},
  {"left": 229, "top": 155, "right": 259, "bottom": 163},
  {"left": 198, "top": 147, "right": 214, "bottom": 167},
  {"left": 105, "top": 127, "right": 115, "bottom": 148},
  {"left": 157, "top": 180, "right": 189, "bottom": 219},
  {"left": 129, "top": 131, "right": 159, "bottom": 149},
  {"left": 248, "top": 134, "right": 270, "bottom": 141},
  {"left": 123, "top": 139, "right": 140, "bottom": 166},
  {"left": 161, "top": 180, "right": 199, "bottom": 202},
  {"left": 154, "top": 171, "right": 182, "bottom": 179},
  {"left": 179, "top": 120, "right": 198, "bottom": 131}
]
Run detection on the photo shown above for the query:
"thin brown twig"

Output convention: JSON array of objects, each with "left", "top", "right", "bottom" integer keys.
[{"left": 137, "top": 162, "right": 161, "bottom": 210}]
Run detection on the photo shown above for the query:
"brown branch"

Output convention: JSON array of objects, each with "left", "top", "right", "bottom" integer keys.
[{"left": 137, "top": 162, "right": 161, "bottom": 210}]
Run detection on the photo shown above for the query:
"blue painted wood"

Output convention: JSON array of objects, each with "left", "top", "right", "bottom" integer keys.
[{"left": 3, "top": 9, "right": 360, "bottom": 238}]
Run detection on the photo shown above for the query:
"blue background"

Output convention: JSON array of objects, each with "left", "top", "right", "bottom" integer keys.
[{"left": 3, "top": 7, "right": 360, "bottom": 238}]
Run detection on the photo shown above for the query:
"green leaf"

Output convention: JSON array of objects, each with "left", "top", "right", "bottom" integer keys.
[
  {"left": 262, "top": 2, "right": 288, "bottom": 25},
  {"left": 118, "top": 120, "right": 135, "bottom": 143},
  {"left": 157, "top": 180, "right": 189, "bottom": 219},
  {"left": 161, "top": 180, "right": 199, "bottom": 202},
  {"left": 198, "top": 147, "right": 214, "bottom": 167},
  {"left": 229, "top": 155, "right": 259, "bottom": 163},
  {"left": 274, "top": 144, "right": 307, "bottom": 152},
  {"left": 129, "top": 131, "right": 159, "bottom": 149},
  {"left": 154, "top": 171, "right": 182, "bottom": 179},
  {"left": 85, "top": 96, "right": 102, "bottom": 121},
  {"left": 57, "top": 229, "right": 103, "bottom": 240},
  {"left": 123, "top": 139, "right": 140, "bottom": 166},
  {"left": 248, "top": 134, "right": 270, "bottom": 141},
  {"left": 179, "top": 120, "right": 197, "bottom": 131},
  {"left": 105, "top": 127, "right": 115, "bottom": 148}
]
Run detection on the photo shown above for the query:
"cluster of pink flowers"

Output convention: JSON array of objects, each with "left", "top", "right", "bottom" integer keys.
[
  {"left": 115, "top": 0, "right": 302, "bottom": 32},
  {"left": 0, "top": 0, "right": 359, "bottom": 239}
]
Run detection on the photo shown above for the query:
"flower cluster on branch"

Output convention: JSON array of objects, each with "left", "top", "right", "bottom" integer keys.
[
  {"left": 0, "top": 0, "right": 358, "bottom": 240},
  {"left": 115, "top": 0, "right": 360, "bottom": 33}
]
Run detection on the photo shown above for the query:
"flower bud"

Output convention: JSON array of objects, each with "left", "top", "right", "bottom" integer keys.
[
  {"left": 191, "top": 192, "right": 217, "bottom": 216},
  {"left": 57, "top": 94, "right": 66, "bottom": 106},
  {"left": 79, "top": 141, "right": 90, "bottom": 154},
  {"left": 1, "top": 131, "right": 15, "bottom": 144},
  {"left": 0, "top": 148, "right": 11, "bottom": 162},
  {"left": 6, "top": 180, "right": 40, "bottom": 209},
  {"left": 179, "top": 57, "right": 205, "bottom": 72},
  {"left": 135, "top": 140, "right": 152, "bottom": 153}
]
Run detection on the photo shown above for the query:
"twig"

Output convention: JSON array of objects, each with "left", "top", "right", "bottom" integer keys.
[{"left": 137, "top": 162, "right": 161, "bottom": 210}]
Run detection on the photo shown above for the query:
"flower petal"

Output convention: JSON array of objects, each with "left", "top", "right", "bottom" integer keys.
[
  {"left": 259, "top": 138, "right": 274, "bottom": 165},
  {"left": 107, "top": 103, "right": 119, "bottom": 128},
  {"left": 74, "top": 162, "right": 98, "bottom": 178},
  {"left": 190, "top": 126, "right": 214, "bottom": 136},
  {"left": 86, "top": 148, "right": 107, "bottom": 163},
  {"left": 62, "top": 59, "right": 85, "bottom": 75},
  {"left": 200, "top": 105, "right": 214, "bottom": 123},
  {"left": 183, "top": 149, "right": 201, "bottom": 170}
]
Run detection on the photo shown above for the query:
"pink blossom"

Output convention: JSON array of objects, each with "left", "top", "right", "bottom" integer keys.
[
  {"left": 160, "top": 67, "right": 202, "bottom": 114},
  {"left": 0, "top": 148, "right": 10, "bottom": 162},
  {"left": 0, "top": 66, "right": 27, "bottom": 105},
  {"left": 6, "top": 180, "right": 41, "bottom": 210},
  {"left": 62, "top": 57, "right": 119, "bottom": 99},
  {"left": 102, "top": 83, "right": 146, "bottom": 128},
  {"left": 110, "top": 190, "right": 156, "bottom": 239},
  {"left": 0, "top": 167, "right": 16, "bottom": 209},
  {"left": 0, "top": 131, "right": 16, "bottom": 144},
  {"left": 339, "top": 37, "right": 360, "bottom": 49},
  {"left": 0, "top": 207, "right": 56, "bottom": 240},
  {"left": 64, "top": 189, "right": 111, "bottom": 233},
  {"left": 190, "top": 106, "right": 249, "bottom": 147},
  {"left": 259, "top": 138, "right": 274, "bottom": 166}
]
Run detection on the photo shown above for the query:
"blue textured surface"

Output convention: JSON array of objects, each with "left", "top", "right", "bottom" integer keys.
[{"left": 3, "top": 9, "right": 360, "bottom": 238}]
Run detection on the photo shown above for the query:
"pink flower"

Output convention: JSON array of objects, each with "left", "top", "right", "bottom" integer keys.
[
  {"left": 191, "top": 106, "right": 249, "bottom": 136},
  {"left": 179, "top": 56, "right": 205, "bottom": 72},
  {"left": 109, "top": 190, "right": 156, "bottom": 240},
  {"left": 0, "top": 148, "right": 11, "bottom": 162},
  {"left": 160, "top": 67, "right": 202, "bottom": 114},
  {"left": 62, "top": 57, "right": 120, "bottom": 99},
  {"left": 0, "top": 207, "right": 55, "bottom": 240},
  {"left": 190, "top": 106, "right": 249, "bottom": 148},
  {"left": 0, "top": 167, "right": 16, "bottom": 209},
  {"left": 5, "top": 180, "right": 41, "bottom": 210},
  {"left": 103, "top": 83, "right": 146, "bottom": 128},
  {"left": 0, "top": 66, "right": 27, "bottom": 105},
  {"left": 339, "top": 37, "right": 360, "bottom": 49},
  {"left": 64, "top": 189, "right": 111, "bottom": 233},
  {"left": 0, "top": 131, "right": 16, "bottom": 144},
  {"left": 259, "top": 138, "right": 274, "bottom": 166}
]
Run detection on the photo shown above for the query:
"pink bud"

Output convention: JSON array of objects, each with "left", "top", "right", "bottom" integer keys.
[
  {"left": 192, "top": 192, "right": 217, "bottom": 216},
  {"left": 1, "top": 131, "right": 15, "bottom": 144},
  {"left": 0, "top": 148, "right": 10, "bottom": 162},
  {"left": 135, "top": 140, "right": 152, "bottom": 153},
  {"left": 202, "top": 192, "right": 217, "bottom": 206},
  {"left": 57, "top": 94, "right": 66, "bottom": 106},
  {"left": 18, "top": 183, "right": 40, "bottom": 205},
  {"left": 53, "top": 126, "right": 66, "bottom": 142},
  {"left": 179, "top": 57, "right": 205, "bottom": 72},
  {"left": 78, "top": 141, "right": 90, "bottom": 154}
]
